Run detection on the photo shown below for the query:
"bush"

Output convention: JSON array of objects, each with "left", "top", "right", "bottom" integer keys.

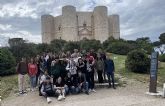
[
  {"left": 0, "top": 48, "right": 16, "bottom": 76},
  {"left": 159, "top": 54, "right": 165, "bottom": 62},
  {"left": 106, "top": 42, "right": 136, "bottom": 55},
  {"left": 125, "top": 50, "right": 150, "bottom": 73}
]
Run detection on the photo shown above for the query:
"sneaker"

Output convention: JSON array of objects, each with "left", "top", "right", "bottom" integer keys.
[
  {"left": 19, "top": 91, "right": 23, "bottom": 95},
  {"left": 85, "top": 91, "right": 89, "bottom": 95},
  {"left": 62, "top": 95, "right": 66, "bottom": 99},
  {"left": 57, "top": 95, "right": 63, "bottom": 101},
  {"left": 47, "top": 97, "right": 52, "bottom": 103},
  {"left": 113, "top": 86, "right": 116, "bottom": 89},
  {"left": 92, "top": 89, "right": 96, "bottom": 93},
  {"left": 88, "top": 89, "right": 91, "bottom": 93},
  {"left": 22, "top": 90, "right": 27, "bottom": 94},
  {"left": 31, "top": 88, "right": 34, "bottom": 92}
]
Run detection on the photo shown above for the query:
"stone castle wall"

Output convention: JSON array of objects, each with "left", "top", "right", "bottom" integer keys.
[{"left": 41, "top": 5, "right": 120, "bottom": 43}]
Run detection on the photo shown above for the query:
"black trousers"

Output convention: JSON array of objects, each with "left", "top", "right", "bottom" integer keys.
[
  {"left": 86, "top": 71, "right": 95, "bottom": 89},
  {"left": 107, "top": 73, "right": 115, "bottom": 87},
  {"left": 97, "top": 70, "right": 103, "bottom": 83}
]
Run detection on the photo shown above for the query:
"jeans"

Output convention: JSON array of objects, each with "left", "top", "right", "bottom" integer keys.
[
  {"left": 70, "top": 86, "right": 80, "bottom": 94},
  {"left": 30, "top": 76, "right": 36, "bottom": 88},
  {"left": 107, "top": 73, "right": 115, "bottom": 87},
  {"left": 79, "top": 82, "right": 89, "bottom": 92},
  {"left": 86, "top": 71, "right": 95, "bottom": 89}
]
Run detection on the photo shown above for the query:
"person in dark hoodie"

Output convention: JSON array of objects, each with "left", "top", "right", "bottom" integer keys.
[
  {"left": 105, "top": 56, "right": 116, "bottom": 89},
  {"left": 50, "top": 58, "right": 61, "bottom": 84}
]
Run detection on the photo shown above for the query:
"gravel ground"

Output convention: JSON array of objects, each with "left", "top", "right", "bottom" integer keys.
[{"left": 2, "top": 79, "right": 165, "bottom": 106}]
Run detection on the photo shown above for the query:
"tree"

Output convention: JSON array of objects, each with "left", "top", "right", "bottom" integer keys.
[
  {"left": 159, "top": 33, "right": 165, "bottom": 44},
  {"left": 80, "top": 39, "right": 102, "bottom": 51},
  {"left": 36, "top": 43, "right": 51, "bottom": 54},
  {"left": 136, "top": 37, "right": 153, "bottom": 54},
  {"left": 63, "top": 41, "right": 80, "bottom": 52},
  {"left": 50, "top": 39, "right": 67, "bottom": 53},
  {"left": 0, "top": 48, "right": 16, "bottom": 76},
  {"left": 10, "top": 43, "right": 38, "bottom": 62},
  {"left": 106, "top": 41, "right": 136, "bottom": 55}
]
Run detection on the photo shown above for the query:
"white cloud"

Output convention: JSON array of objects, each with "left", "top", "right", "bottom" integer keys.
[
  {"left": 0, "top": 1, "right": 38, "bottom": 18},
  {"left": 0, "top": 24, "right": 12, "bottom": 31},
  {"left": 0, "top": 31, "right": 41, "bottom": 44}
]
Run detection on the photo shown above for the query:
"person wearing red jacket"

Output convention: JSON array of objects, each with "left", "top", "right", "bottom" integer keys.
[{"left": 28, "top": 58, "right": 38, "bottom": 91}]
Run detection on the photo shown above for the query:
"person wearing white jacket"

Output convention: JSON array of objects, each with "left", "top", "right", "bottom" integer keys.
[{"left": 66, "top": 58, "right": 77, "bottom": 76}]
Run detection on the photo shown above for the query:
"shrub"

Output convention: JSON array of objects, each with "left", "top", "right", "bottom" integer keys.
[
  {"left": 0, "top": 48, "right": 16, "bottom": 76},
  {"left": 159, "top": 54, "right": 165, "bottom": 62},
  {"left": 125, "top": 50, "right": 150, "bottom": 73}
]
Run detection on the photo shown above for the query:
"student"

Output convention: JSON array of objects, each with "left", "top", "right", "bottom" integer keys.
[
  {"left": 85, "top": 55, "right": 96, "bottom": 93},
  {"left": 35, "top": 55, "right": 41, "bottom": 86},
  {"left": 51, "top": 58, "right": 61, "bottom": 83},
  {"left": 64, "top": 72, "right": 72, "bottom": 94},
  {"left": 70, "top": 75, "right": 80, "bottom": 94},
  {"left": 38, "top": 70, "right": 52, "bottom": 96},
  {"left": 77, "top": 71, "right": 89, "bottom": 95},
  {"left": 105, "top": 56, "right": 116, "bottom": 89},
  {"left": 77, "top": 58, "right": 86, "bottom": 74},
  {"left": 54, "top": 77, "right": 66, "bottom": 101},
  {"left": 28, "top": 58, "right": 38, "bottom": 91},
  {"left": 40, "top": 77, "right": 56, "bottom": 103},
  {"left": 16, "top": 57, "right": 28, "bottom": 94},
  {"left": 95, "top": 54, "right": 104, "bottom": 83},
  {"left": 66, "top": 58, "right": 77, "bottom": 80}
]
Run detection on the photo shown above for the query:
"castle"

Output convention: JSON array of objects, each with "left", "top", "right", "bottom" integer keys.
[{"left": 41, "top": 5, "right": 120, "bottom": 43}]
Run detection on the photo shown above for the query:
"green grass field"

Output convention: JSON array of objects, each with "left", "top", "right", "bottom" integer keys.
[{"left": 0, "top": 54, "right": 165, "bottom": 99}]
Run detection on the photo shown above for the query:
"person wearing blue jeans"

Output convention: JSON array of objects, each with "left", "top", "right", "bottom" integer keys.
[
  {"left": 30, "top": 76, "right": 36, "bottom": 90},
  {"left": 105, "top": 56, "right": 116, "bottom": 89}
]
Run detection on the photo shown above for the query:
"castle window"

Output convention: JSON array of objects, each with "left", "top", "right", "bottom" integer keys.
[
  {"left": 58, "top": 25, "right": 61, "bottom": 31},
  {"left": 83, "top": 21, "right": 87, "bottom": 27}
]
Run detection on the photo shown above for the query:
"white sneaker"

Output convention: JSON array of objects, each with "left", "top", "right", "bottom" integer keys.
[
  {"left": 57, "top": 95, "right": 63, "bottom": 101},
  {"left": 47, "top": 97, "right": 52, "bottom": 103},
  {"left": 31, "top": 88, "right": 34, "bottom": 92},
  {"left": 62, "top": 95, "right": 65, "bottom": 99},
  {"left": 92, "top": 89, "right": 96, "bottom": 93},
  {"left": 88, "top": 89, "right": 91, "bottom": 93}
]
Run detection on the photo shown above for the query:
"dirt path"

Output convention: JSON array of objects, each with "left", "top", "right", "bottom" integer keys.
[{"left": 2, "top": 78, "right": 165, "bottom": 106}]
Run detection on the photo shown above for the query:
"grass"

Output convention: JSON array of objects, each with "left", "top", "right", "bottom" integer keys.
[
  {"left": 0, "top": 75, "right": 18, "bottom": 99},
  {"left": 0, "top": 74, "right": 29, "bottom": 100}
]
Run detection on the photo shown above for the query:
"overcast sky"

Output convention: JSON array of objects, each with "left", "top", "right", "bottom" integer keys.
[{"left": 0, "top": 0, "right": 165, "bottom": 46}]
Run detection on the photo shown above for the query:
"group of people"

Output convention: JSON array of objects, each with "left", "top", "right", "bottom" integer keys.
[{"left": 16, "top": 49, "right": 116, "bottom": 103}]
